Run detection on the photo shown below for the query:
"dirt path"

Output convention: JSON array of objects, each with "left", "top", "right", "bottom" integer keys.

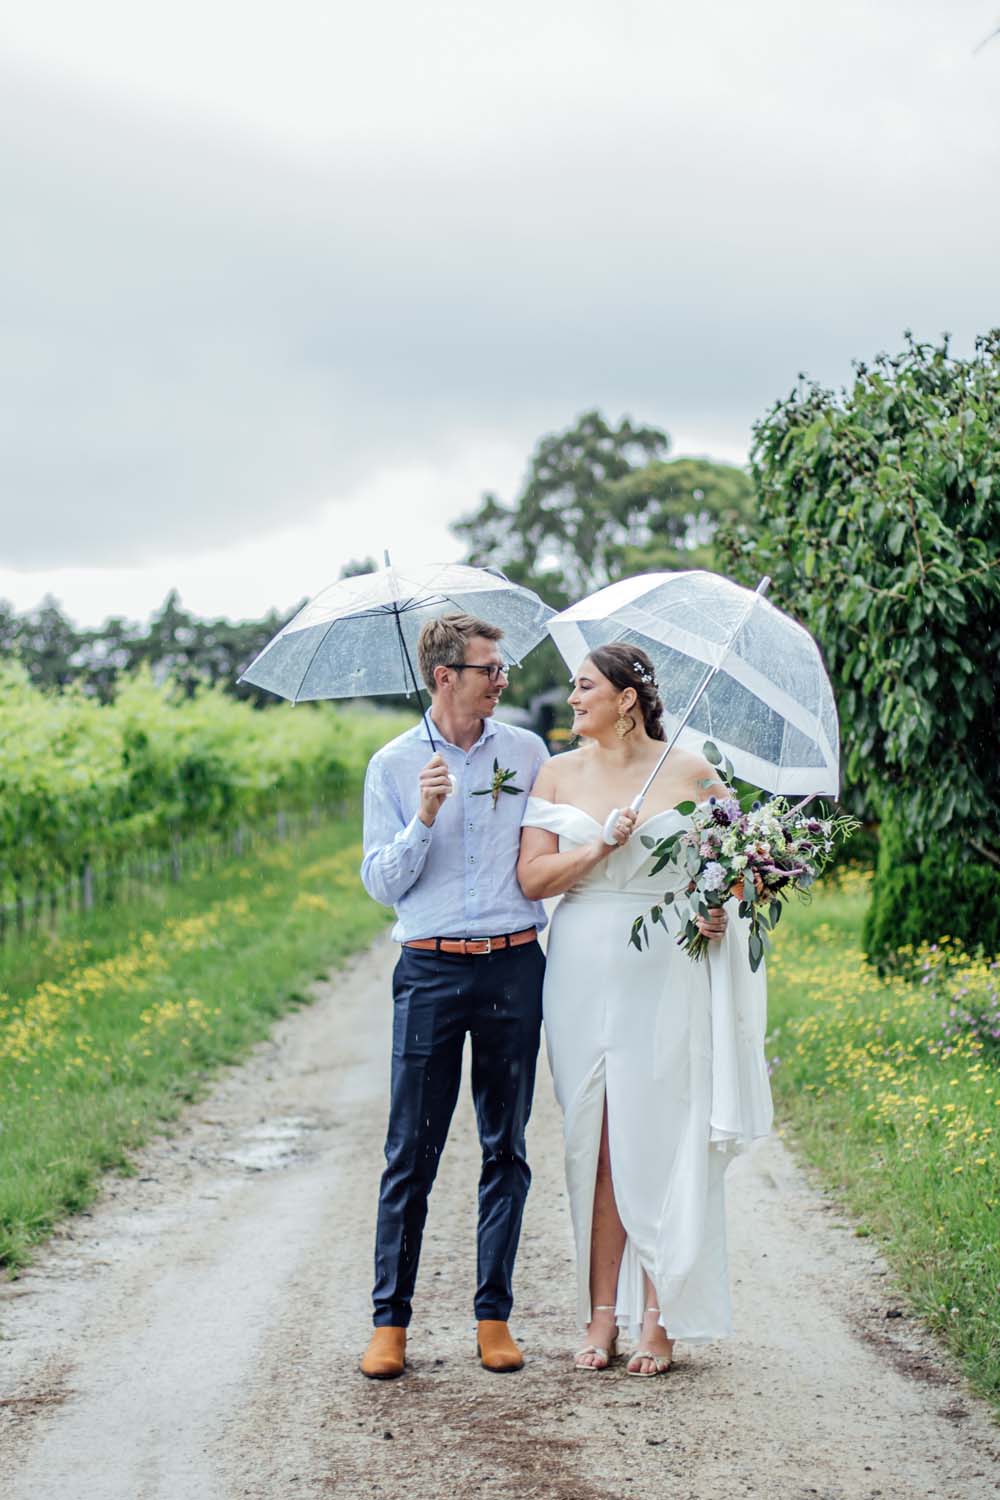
[{"left": 1, "top": 933, "right": 998, "bottom": 1500}]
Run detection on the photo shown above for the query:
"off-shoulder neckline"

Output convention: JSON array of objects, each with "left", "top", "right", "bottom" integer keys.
[{"left": 524, "top": 795, "right": 687, "bottom": 836}]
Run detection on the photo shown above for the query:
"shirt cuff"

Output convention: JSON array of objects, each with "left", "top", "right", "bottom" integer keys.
[{"left": 399, "top": 811, "right": 433, "bottom": 849}]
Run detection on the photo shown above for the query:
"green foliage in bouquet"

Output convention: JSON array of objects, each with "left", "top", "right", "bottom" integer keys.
[
  {"left": 725, "top": 330, "right": 1000, "bottom": 963},
  {"left": 629, "top": 740, "right": 857, "bottom": 972}
]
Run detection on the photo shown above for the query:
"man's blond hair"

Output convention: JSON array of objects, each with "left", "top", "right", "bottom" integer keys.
[{"left": 417, "top": 613, "right": 504, "bottom": 693}]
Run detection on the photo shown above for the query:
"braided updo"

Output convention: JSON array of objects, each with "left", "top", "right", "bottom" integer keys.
[{"left": 586, "top": 643, "right": 666, "bottom": 741}]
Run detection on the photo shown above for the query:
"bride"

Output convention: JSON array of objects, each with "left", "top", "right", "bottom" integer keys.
[{"left": 517, "top": 643, "right": 772, "bottom": 1376}]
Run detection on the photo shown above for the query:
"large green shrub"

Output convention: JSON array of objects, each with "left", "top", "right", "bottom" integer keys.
[
  {"left": 863, "top": 811, "right": 1000, "bottom": 963},
  {"left": 726, "top": 331, "right": 1000, "bottom": 962}
]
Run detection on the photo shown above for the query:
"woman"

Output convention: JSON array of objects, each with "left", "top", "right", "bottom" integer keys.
[{"left": 517, "top": 644, "right": 772, "bottom": 1376}]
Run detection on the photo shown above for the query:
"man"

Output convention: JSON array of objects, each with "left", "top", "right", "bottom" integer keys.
[{"left": 358, "top": 612, "right": 549, "bottom": 1379}]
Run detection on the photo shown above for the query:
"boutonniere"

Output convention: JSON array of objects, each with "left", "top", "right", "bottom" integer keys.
[{"left": 471, "top": 757, "right": 524, "bottom": 810}]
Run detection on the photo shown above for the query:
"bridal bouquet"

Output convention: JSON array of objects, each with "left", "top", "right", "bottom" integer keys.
[{"left": 629, "top": 743, "right": 858, "bottom": 972}]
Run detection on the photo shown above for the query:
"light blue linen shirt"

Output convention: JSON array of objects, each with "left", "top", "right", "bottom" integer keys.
[{"left": 360, "top": 714, "right": 549, "bottom": 943}]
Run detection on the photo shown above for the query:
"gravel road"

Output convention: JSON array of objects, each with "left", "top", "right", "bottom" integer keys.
[{"left": 2, "top": 932, "right": 998, "bottom": 1500}]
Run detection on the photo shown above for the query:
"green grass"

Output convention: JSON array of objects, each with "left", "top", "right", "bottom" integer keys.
[
  {"left": 0, "top": 813, "right": 392, "bottom": 1271},
  {"left": 766, "top": 870, "right": 1000, "bottom": 1410}
]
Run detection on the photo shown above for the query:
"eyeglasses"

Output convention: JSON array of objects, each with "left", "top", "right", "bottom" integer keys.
[{"left": 444, "top": 663, "right": 509, "bottom": 683}]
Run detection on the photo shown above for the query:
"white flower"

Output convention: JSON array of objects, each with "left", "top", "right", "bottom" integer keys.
[
  {"left": 702, "top": 861, "right": 726, "bottom": 892},
  {"left": 731, "top": 853, "right": 748, "bottom": 871}
]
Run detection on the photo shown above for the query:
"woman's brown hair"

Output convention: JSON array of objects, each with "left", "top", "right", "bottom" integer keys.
[{"left": 587, "top": 643, "right": 666, "bottom": 741}]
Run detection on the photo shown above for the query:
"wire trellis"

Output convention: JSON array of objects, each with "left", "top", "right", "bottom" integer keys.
[{"left": 0, "top": 799, "right": 346, "bottom": 947}]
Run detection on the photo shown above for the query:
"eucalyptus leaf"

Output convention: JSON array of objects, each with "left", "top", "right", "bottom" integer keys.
[{"left": 702, "top": 740, "right": 722, "bottom": 766}]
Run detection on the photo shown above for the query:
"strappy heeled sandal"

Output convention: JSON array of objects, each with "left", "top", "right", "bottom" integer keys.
[
  {"left": 626, "top": 1306, "right": 673, "bottom": 1378},
  {"left": 574, "top": 1305, "right": 619, "bottom": 1371}
]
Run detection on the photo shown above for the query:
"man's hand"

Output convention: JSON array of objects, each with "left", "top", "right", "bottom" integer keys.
[
  {"left": 418, "top": 754, "right": 454, "bottom": 826},
  {"left": 695, "top": 906, "right": 728, "bottom": 942}
]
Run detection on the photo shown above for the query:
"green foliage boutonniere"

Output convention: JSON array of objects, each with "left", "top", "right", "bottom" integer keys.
[{"left": 471, "top": 757, "right": 524, "bottom": 810}]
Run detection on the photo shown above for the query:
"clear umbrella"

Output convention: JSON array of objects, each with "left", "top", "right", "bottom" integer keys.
[
  {"left": 547, "top": 570, "right": 839, "bottom": 838},
  {"left": 238, "top": 557, "right": 555, "bottom": 750}
]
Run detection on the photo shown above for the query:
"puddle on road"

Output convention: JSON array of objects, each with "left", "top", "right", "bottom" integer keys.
[{"left": 217, "top": 1115, "right": 325, "bottom": 1173}]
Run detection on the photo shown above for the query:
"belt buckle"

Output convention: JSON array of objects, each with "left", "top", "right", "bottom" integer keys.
[{"left": 474, "top": 936, "right": 492, "bottom": 955}]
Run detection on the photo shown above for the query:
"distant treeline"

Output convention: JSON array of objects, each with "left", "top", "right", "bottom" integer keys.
[
  {"left": 0, "top": 590, "right": 301, "bottom": 707},
  {"left": 0, "top": 556, "right": 393, "bottom": 707}
]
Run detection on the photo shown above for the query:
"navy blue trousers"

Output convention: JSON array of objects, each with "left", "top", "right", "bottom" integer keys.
[{"left": 372, "top": 939, "right": 545, "bottom": 1327}]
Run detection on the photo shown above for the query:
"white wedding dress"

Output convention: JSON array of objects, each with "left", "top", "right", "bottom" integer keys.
[{"left": 522, "top": 796, "right": 773, "bottom": 1343}]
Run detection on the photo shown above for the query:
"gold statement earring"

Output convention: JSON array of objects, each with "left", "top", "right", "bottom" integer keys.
[{"left": 615, "top": 709, "right": 632, "bottom": 738}]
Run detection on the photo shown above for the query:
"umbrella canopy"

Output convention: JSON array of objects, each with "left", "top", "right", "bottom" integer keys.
[
  {"left": 239, "top": 561, "right": 554, "bottom": 705},
  {"left": 547, "top": 570, "right": 839, "bottom": 797}
]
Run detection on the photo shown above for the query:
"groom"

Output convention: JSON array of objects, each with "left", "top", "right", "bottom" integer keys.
[{"left": 358, "top": 612, "right": 549, "bottom": 1379}]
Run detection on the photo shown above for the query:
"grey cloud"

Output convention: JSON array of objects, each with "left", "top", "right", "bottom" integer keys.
[{"left": 1, "top": 24, "right": 998, "bottom": 568}]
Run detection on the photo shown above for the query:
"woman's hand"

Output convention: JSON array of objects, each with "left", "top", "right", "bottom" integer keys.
[
  {"left": 695, "top": 906, "right": 728, "bottom": 942},
  {"left": 593, "top": 807, "right": 637, "bottom": 858}
]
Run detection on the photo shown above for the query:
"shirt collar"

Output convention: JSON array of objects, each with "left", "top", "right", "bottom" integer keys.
[{"left": 424, "top": 712, "right": 498, "bottom": 752}]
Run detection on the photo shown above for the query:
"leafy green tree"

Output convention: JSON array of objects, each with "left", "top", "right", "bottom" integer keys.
[
  {"left": 454, "top": 410, "right": 670, "bottom": 600},
  {"left": 76, "top": 616, "right": 145, "bottom": 703},
  {"left": 725, "top": 331, "right": 1000, "bottom": 960},
  {"left": 10, "top": 596, "right": 81, "bottom": 692},
  {"left": 607, "top": 456, "right": 754, "bottom": 577},
  {"left": 453, "top": 411, "right": 754, "bottom": 719},
  {"left": 339, "top": 556, "right": 377, "bottom": 578}
]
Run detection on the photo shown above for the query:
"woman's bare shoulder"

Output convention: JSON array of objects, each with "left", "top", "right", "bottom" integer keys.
[
  {"left": 531, "top": 746, "right": 590, "bottom": 800},
  {"left": 670, "top": 745, "right": 727, "bottom": 795},
  {"left": 529, "top": 757, "right": 559, "bottom": 799}
]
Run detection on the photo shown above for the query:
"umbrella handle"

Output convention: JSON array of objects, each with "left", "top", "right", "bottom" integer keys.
[{"left": 601, "top": 794, "right": 645, "bottom": 846}]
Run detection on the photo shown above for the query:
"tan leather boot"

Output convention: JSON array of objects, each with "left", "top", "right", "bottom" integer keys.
[
  {"left": 360, "top": 1326, "right": 406, "bottom": 1379},
  {"left": 476, "top": 1320, "right": 524, "bottom": 1373}
]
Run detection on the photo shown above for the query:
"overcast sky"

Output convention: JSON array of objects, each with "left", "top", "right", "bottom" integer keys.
[{"left": 1, "top": 0, "right": 998, "bottom": 626}]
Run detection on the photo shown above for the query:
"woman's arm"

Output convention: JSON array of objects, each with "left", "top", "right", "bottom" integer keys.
[
  {"left": 685, "top": 750, "right": 729, "bottom": 804},
  {"left": 516, "top": 763, "right": 634, "bottom": 901}
]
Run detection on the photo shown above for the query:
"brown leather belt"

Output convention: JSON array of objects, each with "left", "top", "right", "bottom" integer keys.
[{"left": 404, "top": 927, "right": 538, "bottom": 956}]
